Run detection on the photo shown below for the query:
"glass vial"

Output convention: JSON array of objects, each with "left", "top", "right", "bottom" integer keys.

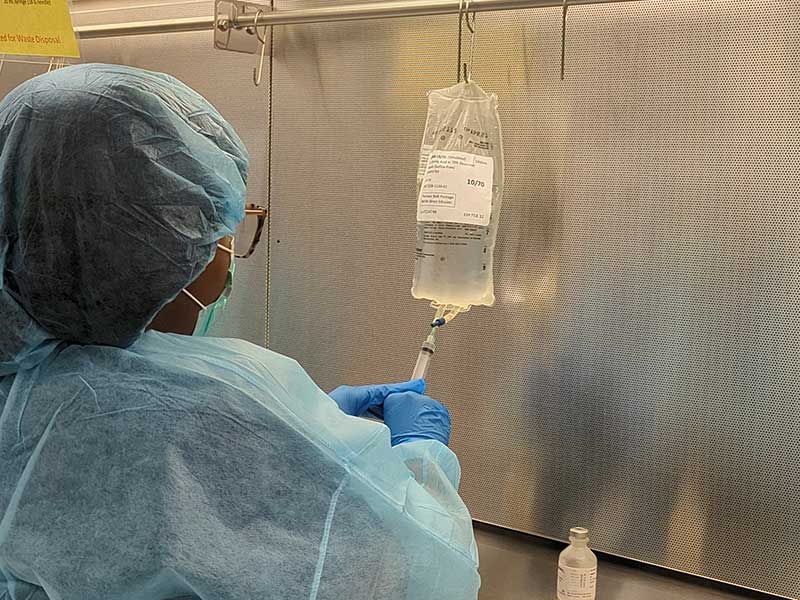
[{"left": 557, "top": 527, "right": 597, "bottom": 600}]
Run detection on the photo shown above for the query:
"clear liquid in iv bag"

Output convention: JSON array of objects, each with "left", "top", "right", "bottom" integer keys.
[{"left": 411, "top": 81, "right": 504, "bottom": 309}]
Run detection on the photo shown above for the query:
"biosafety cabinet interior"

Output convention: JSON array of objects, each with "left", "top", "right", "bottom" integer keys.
[{"left": 1, "top": 0, "right": 798, "bottom": 598}]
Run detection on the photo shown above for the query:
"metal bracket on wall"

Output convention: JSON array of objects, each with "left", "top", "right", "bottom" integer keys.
[{"left": 214, "top": 0, "right": 272, "bottom": 56}]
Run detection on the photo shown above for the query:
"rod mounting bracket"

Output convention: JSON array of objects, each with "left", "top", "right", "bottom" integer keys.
[{"left": 215, "top": 0, "right": 271, "bottom": 55}]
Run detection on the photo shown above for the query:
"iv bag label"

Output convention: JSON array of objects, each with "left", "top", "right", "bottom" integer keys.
[
  {"left": 557, "top": 565, "right": 597, "bottom": 600},
  {"left": 417, "top": 150, "right": 493, "bottom": 226},
  {"left": 417, "top": 144, "right": 433, "bottom": 181}
]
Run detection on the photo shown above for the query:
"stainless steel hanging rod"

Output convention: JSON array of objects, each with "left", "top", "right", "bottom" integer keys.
[{"left": 74, "top": 0, "right": 645, "bottom": 39}]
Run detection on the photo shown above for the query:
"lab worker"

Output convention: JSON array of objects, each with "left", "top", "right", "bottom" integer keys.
[{"left": 0, "top": 64, "right": 479, "bottom": 600}]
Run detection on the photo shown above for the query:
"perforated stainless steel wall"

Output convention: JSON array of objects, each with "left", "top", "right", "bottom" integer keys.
[{"left": 266, "top": 1, "right": 800, "bottom": 597}]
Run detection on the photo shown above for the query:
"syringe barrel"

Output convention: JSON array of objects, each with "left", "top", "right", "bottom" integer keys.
[{"left": 411, "top": 342, "right": 435, "bottom": 381}]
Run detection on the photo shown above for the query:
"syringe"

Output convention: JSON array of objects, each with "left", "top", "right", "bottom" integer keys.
[
  {"left": 411, "top": 330, "right": 436, "bottom": 381},
  {"left": 410, "top": 306, "right": 464, "bottom": 381}
]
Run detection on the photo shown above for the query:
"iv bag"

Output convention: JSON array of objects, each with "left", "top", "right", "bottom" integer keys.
[{"left": 412, "top": 81, "right": 504, "bottom": 308}]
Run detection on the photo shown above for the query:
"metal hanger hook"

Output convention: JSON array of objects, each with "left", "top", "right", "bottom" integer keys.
[
  {"left": 560, "top": 0, "right": 569, "bottom": 80},
  {"left": 457, "top": 0, "right": 464, "bottom": 82},
  {"left": 464, "top": 0, "right": 476, "bottom": 34},
  {"left": 252, "top": 8, "right": 269, "bottom": 45},
  {"left": 465, "top": 0, "right": 476, "bottom": 82},
  {"left": 252, "top": 9, "right": 267, "bottom": 87},
  {"left": 457, "top": 0, "right": 477, "bottom": 83}
]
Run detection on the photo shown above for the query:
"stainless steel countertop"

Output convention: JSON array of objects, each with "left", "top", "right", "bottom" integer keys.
[{"left": 476, "top": 526, "right": 770, "bottom": 600}]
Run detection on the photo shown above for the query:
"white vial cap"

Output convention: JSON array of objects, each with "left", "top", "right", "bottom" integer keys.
[{"left": 569, "top": 527, "right": 589, "bottom": 540}]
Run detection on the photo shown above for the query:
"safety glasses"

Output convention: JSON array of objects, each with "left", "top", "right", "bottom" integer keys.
[{"left": 236, "top": 204, "right": 268, "bottom": 259}]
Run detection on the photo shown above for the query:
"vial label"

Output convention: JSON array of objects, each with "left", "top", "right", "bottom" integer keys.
[{"left": 557, "top": 565, "right": 597, "bottom": 600}]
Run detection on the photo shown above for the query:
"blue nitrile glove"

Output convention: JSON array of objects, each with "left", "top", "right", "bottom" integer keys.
[
  {"left": 383, "top": 391, "right": 451, "bottom": 447},
  {"left": 328, "top": 379, "right": 426, "bottom": 417}
]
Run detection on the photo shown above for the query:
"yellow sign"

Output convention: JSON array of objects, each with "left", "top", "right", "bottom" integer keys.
[{"left": 0, "top": 0, "right": 80, "bottom": 58}]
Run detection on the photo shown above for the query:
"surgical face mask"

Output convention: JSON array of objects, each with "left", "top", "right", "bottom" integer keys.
[{"left": 181, "top": 239, "right": 235, "bottom": 336}]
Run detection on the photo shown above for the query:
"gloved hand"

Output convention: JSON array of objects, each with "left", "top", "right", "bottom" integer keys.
[
  {"left": 383, "top": 391, "right": 451, "bottom": 447},
  {"left": 328, "top": 379, "right": 426, "bottom": 417}
]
